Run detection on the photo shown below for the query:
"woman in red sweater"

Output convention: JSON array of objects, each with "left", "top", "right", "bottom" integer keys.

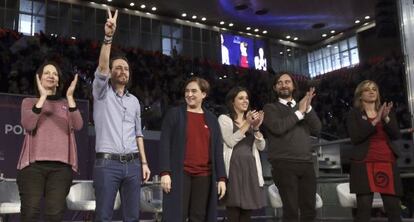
[
  {"left": 17, "top": 61, "right": 83, "bottom": 222},
  {"left": 346, "top": 80, "right": 402, "bottom": 222},
  {"left": 159, "top": 77, "right": 226, "bottom": 221}
]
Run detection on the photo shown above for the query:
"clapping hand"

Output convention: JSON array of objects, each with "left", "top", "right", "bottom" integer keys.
[
  {"left": 66, "top": 74, "right": 78, "bottom": 98},
  {"left": 372, "top": 103, "right": 385, "bottom": 126},
  {"left": 250, "top": 110, "right": 264, "bottom": 129},
  {"left": 382, "top": 102, "right": 393, "bottom": 120},
  {"left": 306, "top": 87, "right": 316, "bottom": 109},
  {"left": 298, "top": 87, "right": 316, "bottom": 114},
  {"left": 36, "top": 74, "right": 48, "bottom": 98}
]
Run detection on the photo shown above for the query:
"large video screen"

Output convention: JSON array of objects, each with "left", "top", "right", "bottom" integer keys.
[{"left": 221, "top": 33, "right": 268, "bottom": 71}]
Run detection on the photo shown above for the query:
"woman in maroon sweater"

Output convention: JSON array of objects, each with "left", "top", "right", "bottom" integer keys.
[
  {"left": 346, "top": 80, "right": 402, "bottom": 222},
  {"left": 17, "top": 61, "right": 83, "bottom": 222},
  {"left": 159, "top": 77, "right": 226, "bottom": 222}
]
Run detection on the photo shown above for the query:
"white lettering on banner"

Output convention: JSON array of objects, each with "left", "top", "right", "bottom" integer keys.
[{"left": 4, "top": 124, "right": 26, "bottom": 135}]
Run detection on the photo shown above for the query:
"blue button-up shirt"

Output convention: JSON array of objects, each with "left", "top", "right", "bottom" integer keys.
[{"left": 93, "top": 69, "right": 143, "bottom": 154}]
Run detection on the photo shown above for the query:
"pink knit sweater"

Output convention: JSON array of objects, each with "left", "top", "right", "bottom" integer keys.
[{"left": 17, "top": 97, "right": 83, "bottom": 172}]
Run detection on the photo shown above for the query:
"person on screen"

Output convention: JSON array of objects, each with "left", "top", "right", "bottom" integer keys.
[
  {"left": 17, "top": 61, "right": 83, "bottom": 222},
  {"left": 221, "top": 34, "right": 230, "bottom": 65},
  {"left": 254, "top": 47, "right": 267, "bottom": 71},
  {"left": 239, "top": 42, "right": 249, "bottom": 68}
]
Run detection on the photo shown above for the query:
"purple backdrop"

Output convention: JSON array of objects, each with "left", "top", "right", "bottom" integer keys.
[{"left": 0, "top": 93, "right": 91, "bottom": 179}]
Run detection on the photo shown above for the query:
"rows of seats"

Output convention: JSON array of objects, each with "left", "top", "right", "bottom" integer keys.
[
  {"left": 0, "top": 180, "right": 162, "bottom": 221},
  {"left": 0, "top": 179, "right": 386, "bottom": 221}
]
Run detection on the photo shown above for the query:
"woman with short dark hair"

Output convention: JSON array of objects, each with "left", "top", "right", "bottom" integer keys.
[{"left": 159, "top": 76, "right": 226, "bottom": 222}]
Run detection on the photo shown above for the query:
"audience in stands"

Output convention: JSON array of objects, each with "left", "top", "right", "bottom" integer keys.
[{"left": 0, "top": 28, "right": 409, "bottom": 139}]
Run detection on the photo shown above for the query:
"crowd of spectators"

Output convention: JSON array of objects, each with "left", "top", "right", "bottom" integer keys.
[{"left": 0, "top": 28, "right": 409, "bottom": 139}]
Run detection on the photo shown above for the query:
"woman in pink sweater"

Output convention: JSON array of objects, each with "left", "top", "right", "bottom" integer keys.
[{"left": 16, "top": 61, "right": 83, "bottom": 222}]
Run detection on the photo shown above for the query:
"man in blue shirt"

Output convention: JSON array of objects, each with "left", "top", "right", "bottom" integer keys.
[{"left": 92, "top": 8, "right": 151, "bottom": 222}]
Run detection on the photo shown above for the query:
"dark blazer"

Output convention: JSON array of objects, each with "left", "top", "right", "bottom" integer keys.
[
  {"left": 346, "top": 108, "right": 401, "bottom": 160},
  {"left": 159, "top": 105, "right": 226, "bottom": 222},
  {"left": 346, "top": 108, "right": 402, "bottom": 195}
]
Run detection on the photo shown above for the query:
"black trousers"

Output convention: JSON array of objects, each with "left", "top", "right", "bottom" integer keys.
[
  {"left": 355, "top": 193, "right": 402, "bottom": 222},
  {"left": 182, "top": 173, "right": 211, "bottom": 222},
  {"left": 271, "top": 160, "right": 316, "bottom": 222},
  {"left": 17, "top": 161, "right": 73, "bottom": 222},
  {"left": 226, "top": 206, "right": 251, "bottom": 222}
]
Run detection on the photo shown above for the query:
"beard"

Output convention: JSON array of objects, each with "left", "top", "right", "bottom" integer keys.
[
  {"left": 111, "top": 74, "right": 129, "bottom": 86},
  {"left": 277, "top": 89, "right": 293, "bottom": 99}
]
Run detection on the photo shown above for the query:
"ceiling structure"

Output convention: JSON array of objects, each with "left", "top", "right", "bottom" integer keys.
[{"left": 90, "top": 0, "right": 378, "bottom": 45}]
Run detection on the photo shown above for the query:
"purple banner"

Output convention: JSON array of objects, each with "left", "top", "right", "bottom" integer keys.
[{"left": 0, "top": 93, "right": 91, "bottom": 179}]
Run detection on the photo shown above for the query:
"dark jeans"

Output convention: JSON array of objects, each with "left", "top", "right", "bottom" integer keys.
[
  {"left": 226, "top": 206, "right": 251, "bottom": 222},
  {"left": 271, "top": 160, "right": 316, "bottom": 222},
  {"left": 16, "top": 161, "right": 73, "bottom": 222},
  {"left": 355, "top": 193, "right": 402, "bottom": 222},
  {"left": 182, "top": 173, "right": 211, "bottom": 222},
  {"left": 93, "top": 158, "right": 142, "bottom": 222}
]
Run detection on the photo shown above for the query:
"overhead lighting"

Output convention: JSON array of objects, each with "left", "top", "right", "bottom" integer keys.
[
  {"left": 254, "top": 28, "right": 259, "bottom": 32},
  {"left": 280, "top": 51, "right": 283, "bottom": 55},
  {"left": 364, "top": 22, "right": 369, "bottom": 26},
  {"left": 71, "top": 36, "right": 76, "bottom": 40},
  {"left": 107, "top": 0, "right": 112, "bottom": 2},
  {"left": 140, "top": 4, "right": 146, "bottom": 9},
  {"left": 246, "top": 27, "right": 251, "bottom": 30},
  {"left": 322, "top": 33, "right": 327, "bottom": 37},
  {"left": 262, "top": 30, "right": 267, "bottom": 34},
  {"left": 327, "top": 44, "right": 331, "bottom": 48},
  {"left": 129, "top": 2, "right": 135, "bottom": 6},
  {"left": 220, "top": 21, "right": 225, "bottom": 25},
  {"left": 355, "top": 20, "right": 360, "bottom": 24},
  {"left": 151, "top": 7, "right": 156, "bottom": 11},
  {"left": 256, "top": 34, "right": 260, "bottom": 37},
  {"left": 365, "top": 16, "right": 370, "bottom": 20},
  {"left": 286, "top": 35, "right": 291, "bottom": 39},
  {"left": 201, "top": 17, "right": 206, "bottom": 21},
  {"left": 293, "top": 37, "right": 298, "bottom": 41},
  {"left": 229, "top": 23, "right": 234, "bottom": 27},
  {"left": 181, "top": 13, "right": 187, "bottom": 17},
  {"left": 287, "top": 48, "right": 291, "bottom": 52},
  {"left": 330, "top": 30, "right": 335, "bottom": 34},
  {"left": 192, "top": 15, "right": 197, "bottom": 19}
]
